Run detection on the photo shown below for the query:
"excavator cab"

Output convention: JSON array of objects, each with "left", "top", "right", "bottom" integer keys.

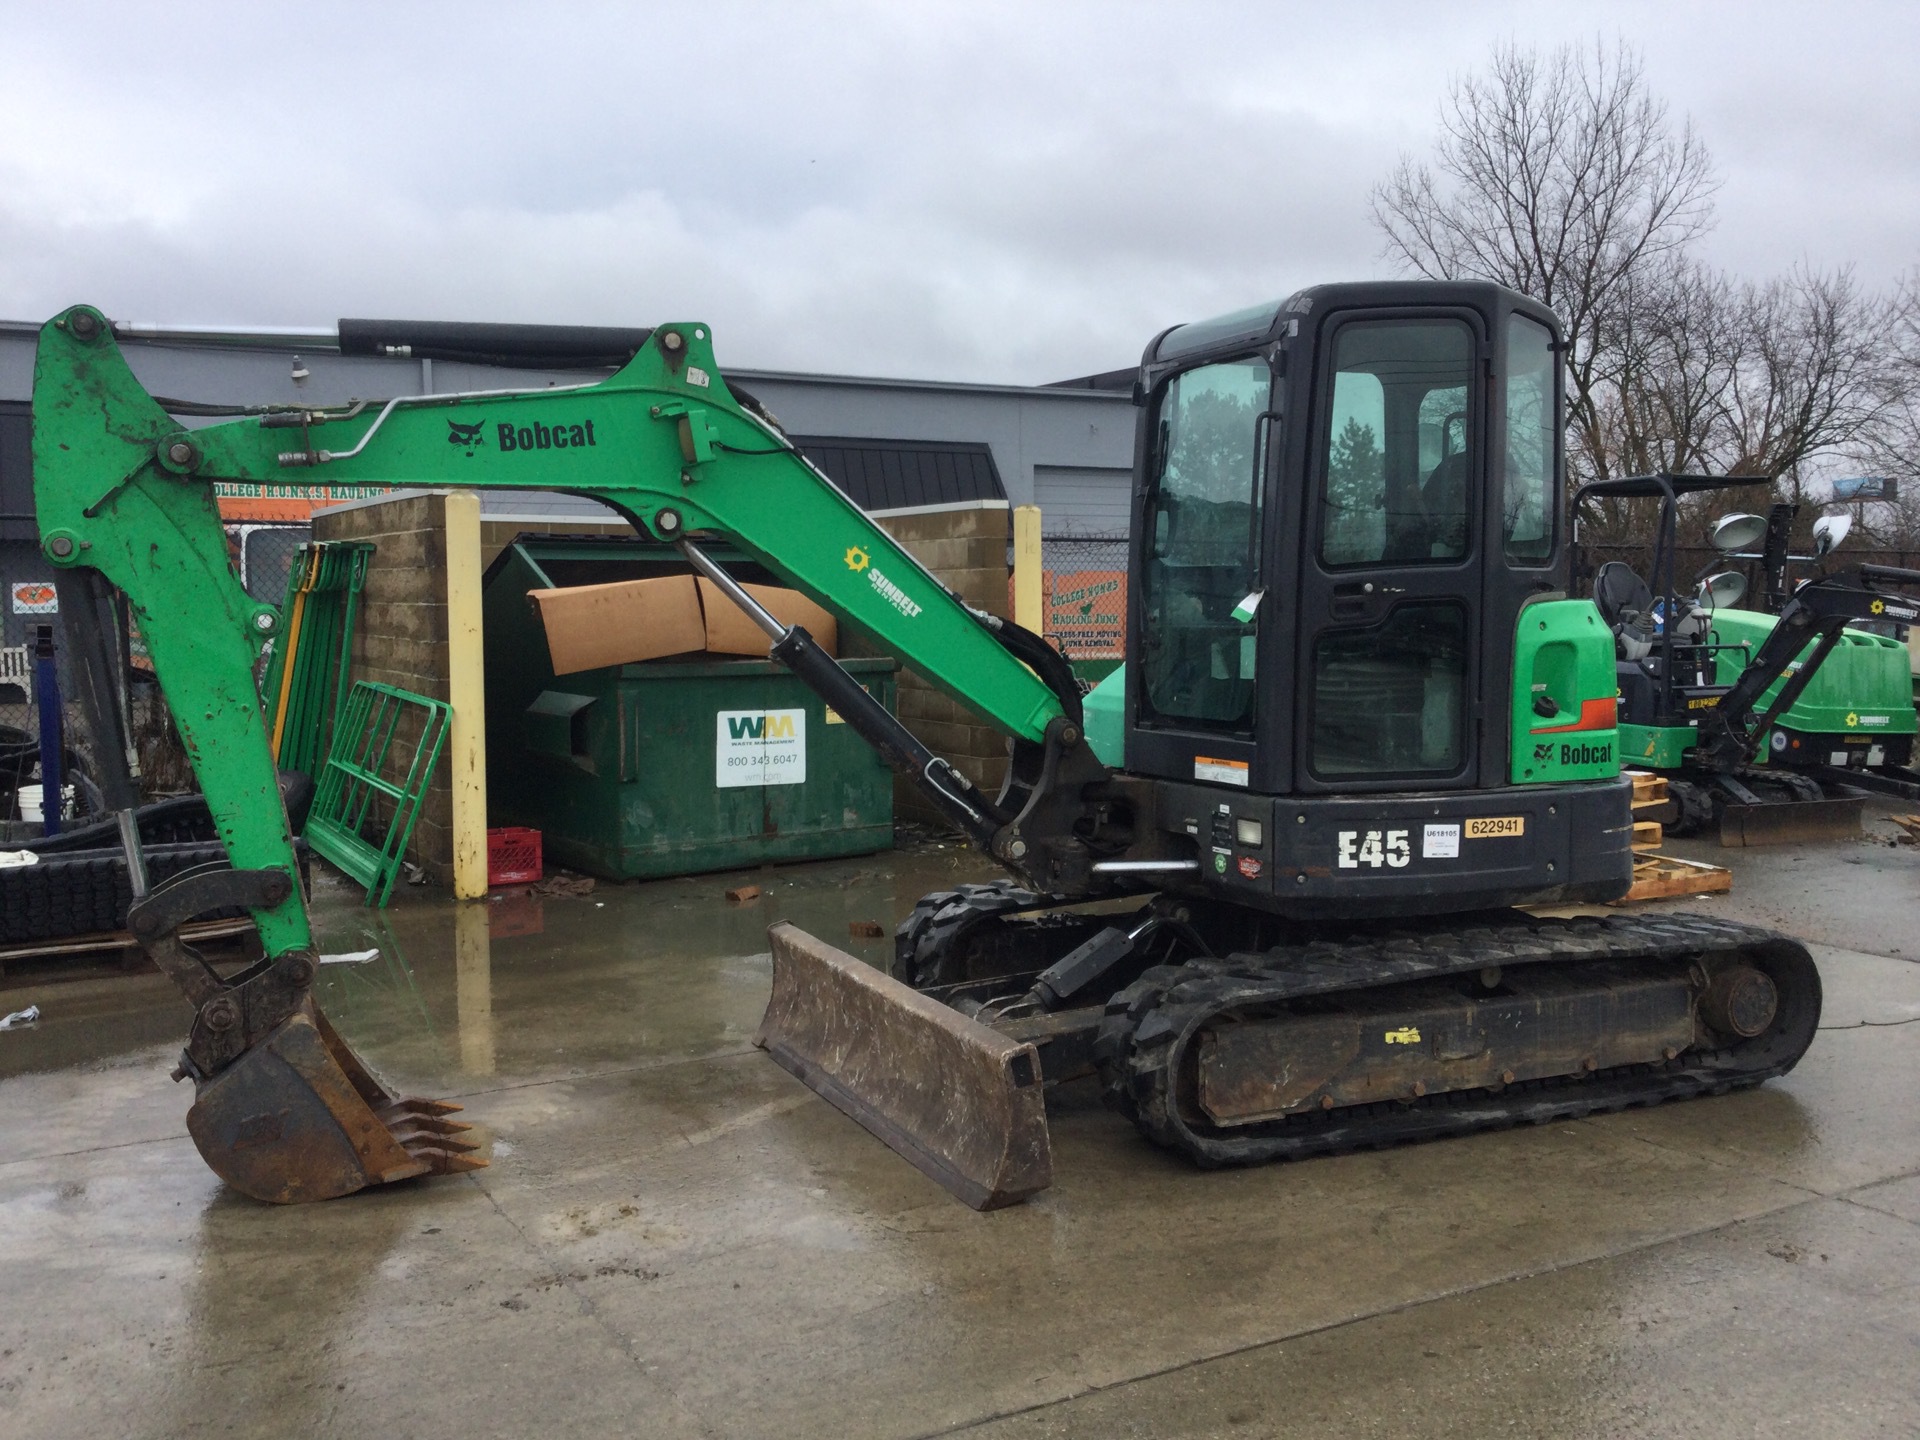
[{"left": 1118, "top": 283, "right": 1629, "bottom": 920}]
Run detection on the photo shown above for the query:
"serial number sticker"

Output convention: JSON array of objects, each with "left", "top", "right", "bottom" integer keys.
[
  {"left": 1467, "top": 816, "right": 1525, "bottom": 839},
  {"left": 1422, "top": 823, "right": 1460, "bottom": 859}
]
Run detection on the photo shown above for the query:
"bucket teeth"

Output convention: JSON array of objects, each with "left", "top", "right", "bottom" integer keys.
[
  {"left": 390, "top": 1097, "right": 465, "bottom": 1117},
  {"left": 376, "top": 1098, "right": 486, "bottom": 1169},
  {"left": 375, "top": 1104, "right": 474, "bottom": 1137},
  {"left": 391, "top": 1125, "right": 482, "bottom": 1154},
  {"left": 417, "top": 1151, "right": 489, "bottom": 1175}
]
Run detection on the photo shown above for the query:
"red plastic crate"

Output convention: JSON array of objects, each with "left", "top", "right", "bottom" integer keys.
[{"left": 487, "top": 826, "right": 543, "bottom": 887}]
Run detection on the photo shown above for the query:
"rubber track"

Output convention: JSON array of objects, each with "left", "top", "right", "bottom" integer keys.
[
  {"left": 0, "top": 842, "right": 314, "bottom": 946},
  {"left": 24, "top": 772, "right": 315, "bottom": 855},
  {"left": 892, "top": 880, "right": 1059, "bottom": 987},
  {"left": 1093, "top": 911, "right": 1822, "bottom": 1168}
]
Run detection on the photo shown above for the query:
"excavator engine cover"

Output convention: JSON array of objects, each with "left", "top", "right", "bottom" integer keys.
[
  {"left": 757, "top": 923, "right": 1051, "bottom": 1209},
  {"left": 185, "top": 999, "right": 484, "bottom": 1204}
]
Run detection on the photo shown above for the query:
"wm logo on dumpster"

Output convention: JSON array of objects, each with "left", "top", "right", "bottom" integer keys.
[{"left": 726, "top": 714, "right": 796, "bottom": 741}]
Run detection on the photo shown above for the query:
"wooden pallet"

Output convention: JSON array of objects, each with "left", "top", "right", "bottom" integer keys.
[
  {"left": 1626, "top": 769, "right": 1669, "bottom": 812},
  {"left": 1613, "top": 853, "right": 1733, "bottom": 904},
  {"left": 1615, "top": 770, "right": 1731, "bottom": 901}
]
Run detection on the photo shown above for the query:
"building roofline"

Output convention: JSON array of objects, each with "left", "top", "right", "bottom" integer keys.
[{"left": 0, "top": 317, "right": 1135, "bottom": 402}]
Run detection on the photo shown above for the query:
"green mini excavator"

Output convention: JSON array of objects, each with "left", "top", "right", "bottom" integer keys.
[
  {"left": 31, "top": 284, "right": 1832, "bottom": 1209},
  {"left": 1571, "top": 473, "right": 1920, "bottom": 844}
]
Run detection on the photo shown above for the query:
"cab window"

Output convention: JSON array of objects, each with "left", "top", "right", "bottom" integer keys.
[{"left": 1319, "top": 320, "right": 1474, "bottom": 567}]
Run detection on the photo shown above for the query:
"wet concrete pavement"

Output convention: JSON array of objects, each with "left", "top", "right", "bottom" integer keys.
[{"left": 1, "top": 818, "right": 1917, "bottom": 1439}]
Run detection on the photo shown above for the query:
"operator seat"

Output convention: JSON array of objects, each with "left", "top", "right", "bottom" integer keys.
[
  {"left": 1593, "top": 560, "right": 1657, "bottom": 661},
  {"left": 1420, "top": 450, "right": 1469, "bottom": 558},
  {"left": 1380, "top": 451, "right": 1470, "bottom": 562}
]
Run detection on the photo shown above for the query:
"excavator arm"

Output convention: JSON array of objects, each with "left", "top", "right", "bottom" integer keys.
[
  {"left": 31, "top": 305, "right": 1114, "bottom": 1204},
  {"left": 1694, "top": 565, "right": 1920, "bottom": 770}
]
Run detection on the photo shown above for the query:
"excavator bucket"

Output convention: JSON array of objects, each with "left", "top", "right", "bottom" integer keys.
[
  {"left": 185, "top": 998, "right": 486, "bottom": 1204},
  {"left": 756, "top": 923, "right": 1051, "bottom": 1210}
]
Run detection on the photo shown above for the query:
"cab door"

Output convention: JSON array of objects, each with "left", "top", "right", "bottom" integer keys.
[{"left": 1294, "top": 310, "right": 1485, "bottom": 793}]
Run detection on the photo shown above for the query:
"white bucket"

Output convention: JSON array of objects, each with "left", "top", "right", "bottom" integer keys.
[{"left": 17, "top": 783, "right": 75, "bottom": 824}]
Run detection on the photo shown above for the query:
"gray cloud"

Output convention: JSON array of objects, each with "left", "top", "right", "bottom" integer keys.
[{"left": 1, "top": 1, "right": 1912, "bottom": 383}]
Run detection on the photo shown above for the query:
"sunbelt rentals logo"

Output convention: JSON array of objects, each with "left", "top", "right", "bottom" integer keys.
[{"left": 843, "top": 544, "right": 922, "bottom": 619}]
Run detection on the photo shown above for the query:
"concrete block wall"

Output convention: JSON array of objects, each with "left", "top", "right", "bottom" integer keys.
[
  {"left": 871, "top": 503, "right": 1012, "bottom": 827},
  {"left": 313, "top": 493, "right": 460, "bottom": 882}
]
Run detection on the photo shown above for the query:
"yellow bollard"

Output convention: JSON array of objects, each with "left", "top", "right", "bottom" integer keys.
[{"left": 1012, "top": 503, "right": 1042, "bottom": 634}]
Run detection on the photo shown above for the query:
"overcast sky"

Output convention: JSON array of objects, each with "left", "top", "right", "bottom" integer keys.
[{"left": 2, "top": 2, "right": 1914, "bottom": 384}]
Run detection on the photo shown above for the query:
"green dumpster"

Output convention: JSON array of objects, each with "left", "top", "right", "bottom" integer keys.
[{"left": 484, "top": 537, "right": 897, "bottom": 881}]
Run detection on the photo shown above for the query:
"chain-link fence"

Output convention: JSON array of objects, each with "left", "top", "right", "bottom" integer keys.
[{"left": 230, "top": 523, "right": 312, "bottom": 603}]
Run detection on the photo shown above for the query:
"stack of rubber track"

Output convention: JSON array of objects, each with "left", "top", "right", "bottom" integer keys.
[{"left": 1, "top": 775, "right": 313, "bottom": 951}]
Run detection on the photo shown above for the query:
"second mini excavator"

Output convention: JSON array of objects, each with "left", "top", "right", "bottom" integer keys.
[
  {"left": 32, "top": 283, "right": 1831, "bottom": 1209},
  {"left": 1571, "top": 473, "right": 1920, "bottom": 845}
]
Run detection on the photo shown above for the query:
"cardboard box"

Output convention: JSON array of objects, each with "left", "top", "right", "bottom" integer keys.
[
  {"left": 696, "top": 578, "right": 838, "bottom": 658},
  {"left": 530, "top": 572, "right": 838, "bottom": 674},
  {"left": 530, "top": 573, "right": 706, "bottom": 674}
]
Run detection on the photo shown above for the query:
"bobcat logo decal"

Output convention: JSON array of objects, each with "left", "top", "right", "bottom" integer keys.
[
  {"left": 1533, "top": 741, "right": 1555, "bottom": 762},
  {"left": 448, "top": 421, "right": 486, "bottom": 455}
]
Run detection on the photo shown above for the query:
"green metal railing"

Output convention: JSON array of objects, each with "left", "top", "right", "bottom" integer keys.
[
  {"left": 259, "top": 541, "right": 374, "bottom": 780},
  {"left": 304, "top": 680, "right": 451, "bottom": 907}
]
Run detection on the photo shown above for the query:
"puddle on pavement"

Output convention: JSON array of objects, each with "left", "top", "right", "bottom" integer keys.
[{"left": 0, "top": 840, "right": 1002, "bottom": 1092}]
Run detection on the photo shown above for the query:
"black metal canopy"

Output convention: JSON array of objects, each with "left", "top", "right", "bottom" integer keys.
[{"left": 1573, "top": 472, "right": 1772, "bottom": 505}]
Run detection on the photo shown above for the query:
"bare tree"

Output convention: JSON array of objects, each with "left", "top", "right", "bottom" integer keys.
[
  {"left": 1851, "top": 268, "right": 1920, "bottom": 550},
  {"left": 1373, "top": 39, "right": 1719, "bottom": 485},
  {"left": 1570, "top": 257, "right": 1742, "bottom": 540},
  {"left": 1590, "top": 257, "right": 1738, "bottom": 477},
  {"left": 1376, "top": 35, "right": 1902, "bottom": 574},
  {"left": 1725, "top": 267, "right": 1892, "bottom": 484}
]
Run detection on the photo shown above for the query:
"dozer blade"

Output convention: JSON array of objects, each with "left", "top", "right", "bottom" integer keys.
[
  {"left": 756, "top": 922, "right": 1051, "bottom": 1210},
  {"left": 185, "top": 998, "right": 486, "bottom": 1204},
  {"left": 1719, "top": 794, "right": 1865, "bottom": 846}
]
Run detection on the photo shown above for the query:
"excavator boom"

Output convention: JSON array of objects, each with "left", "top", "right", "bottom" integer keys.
[{"left": 32, "top": 306, "right": 1109, "bottom": 1204}]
